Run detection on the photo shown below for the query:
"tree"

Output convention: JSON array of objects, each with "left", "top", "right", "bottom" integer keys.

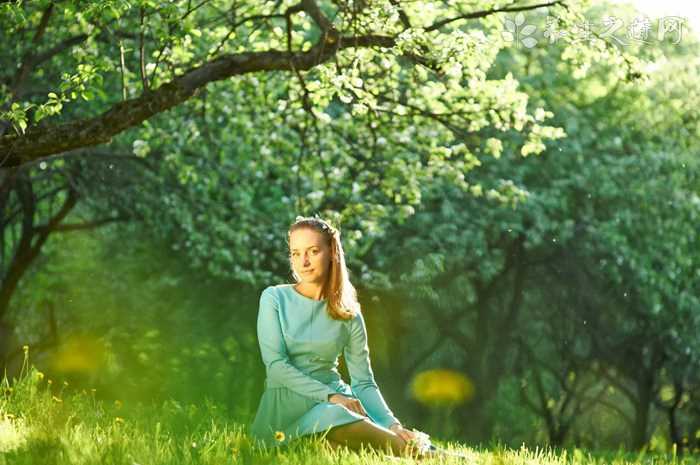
[
  {"left": 3, "top": 0, "right": 607, "bottom": 306},
  {"left": 0, "top": 153, "right": 155, "bottom": 367},
  {"left": 356, "top": 2, "right": 699, "bottom": 447},
  {"left": 0, "top": 0, "right": 581, "bottom": 167}
]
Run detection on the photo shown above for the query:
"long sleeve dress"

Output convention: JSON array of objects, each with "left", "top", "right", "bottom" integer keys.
[{"left": 248, "top": 283, "right": 401, "bottom": 448}]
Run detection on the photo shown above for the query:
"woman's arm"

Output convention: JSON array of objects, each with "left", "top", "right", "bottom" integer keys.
[
  {"left": 257, "top": 286, "right": 337, "bottom": 403},
  {"left": 343, "top": 310, "right": 401, "bottom": 429}
]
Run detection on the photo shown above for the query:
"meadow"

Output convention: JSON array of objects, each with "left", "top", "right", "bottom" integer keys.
[{"left": 1, "top": 353, "right": 694, "bottom": 465}]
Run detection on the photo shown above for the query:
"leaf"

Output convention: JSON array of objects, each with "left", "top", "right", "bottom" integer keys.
[
  {"left": 35, "top": 106, "right": 47, "bottom": 123},
  {"left": 522, "top": 37, "right": 538, "bottom": 49},
  {"left": 521, "top": 25, "right": 537, "bottom": 36},
  {"left": 503, "top": 18, "right": 516, "bottom": 33},
  {"left": 501, "top": 31, "right": 515, "bottom": 43}
]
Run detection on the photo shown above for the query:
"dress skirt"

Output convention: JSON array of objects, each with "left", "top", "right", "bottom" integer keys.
[{"left": 248, "top": 386, "right": 368, "bottom": 449}]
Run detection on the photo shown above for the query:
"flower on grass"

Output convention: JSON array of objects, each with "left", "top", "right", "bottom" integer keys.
[
  {"left": 274, "top": 431, "right": 285, "bottom": 442},
  {"left": 114, "top": 417, "right": 124, "bottom": 424}
]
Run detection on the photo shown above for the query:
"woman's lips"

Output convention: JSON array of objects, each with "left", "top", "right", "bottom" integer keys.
[{"left": 302, "top": 269, "right": 314, "bottom": 273}]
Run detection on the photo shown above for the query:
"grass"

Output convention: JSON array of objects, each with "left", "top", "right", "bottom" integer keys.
[{"left": 1, "top": 352, "right": 696, "bottom": 465}]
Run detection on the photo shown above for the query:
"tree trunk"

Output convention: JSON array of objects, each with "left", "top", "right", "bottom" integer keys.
[
  {"left": 667, "top": 380, "right": 684, "bottom": 455},
  {"left": 631, "top": 376, "right": 653, "bottom": 449}
]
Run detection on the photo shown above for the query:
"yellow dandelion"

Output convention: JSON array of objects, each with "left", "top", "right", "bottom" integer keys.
[
  {"left": 52, "top": 396, "right": 62, "bottom": 403},
  {"left": 36, "top": 371, "right": 44, "bottom": 380},
  {"left": 48, "top": 379, "right": 53, "bottom": 385},
  {"left": 410, "top": 368, "right": 475, "bottom": 407},
  {"left": 50, "top": 335, "right": 106, "bottom": 374},
  {"left": 191, "top": 442, "right": 197, "bottom": 448},
  {"left": 114, "top": 417, "right": 124, "bottom": 424},
  {"left": 274, "top": 431, "right": 286, "bottom": 442},
  {"left": 22, "top": 345, "right": 29, "bottom": 353}
]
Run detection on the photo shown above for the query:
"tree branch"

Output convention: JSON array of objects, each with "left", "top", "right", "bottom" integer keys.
[
  {"left": 0, "top": 32, "right": 395, "bottom": 167},
  {"left": 389, "top": 0, "right": 411, "bottom": 29},
  {"left": 300, "top": 0, "right": 335, "bottom": 36},
  {"left": 425, "top": 1, "right": 566, "bottom": 32},
  {"left": 0, "top": 0, "right": 565, "bottom": 167},
  {"left": 0, "top": 179, "right": 78, "bottom": 318}
]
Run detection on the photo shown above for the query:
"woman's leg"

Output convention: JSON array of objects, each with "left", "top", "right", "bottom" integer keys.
[{"left": 325, "top": 419, "right": 414, "bottom": 458}]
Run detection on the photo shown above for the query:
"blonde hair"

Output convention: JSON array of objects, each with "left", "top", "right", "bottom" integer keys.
[{"left": 287, "top": 215, "right": 360, "bottom": 320}]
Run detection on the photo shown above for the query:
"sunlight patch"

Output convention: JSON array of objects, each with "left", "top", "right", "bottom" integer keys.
[{"left": 0, "top": 413, "right": 28, "bottom": 453}]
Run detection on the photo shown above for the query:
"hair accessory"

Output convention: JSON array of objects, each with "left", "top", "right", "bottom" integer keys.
[{"left": 292, "top": 214, "right": 338, "bottom": 237}]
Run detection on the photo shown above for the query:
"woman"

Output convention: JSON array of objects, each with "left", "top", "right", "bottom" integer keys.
[{"left": 248, "top": 215, "right": 429, "bottom": 458}]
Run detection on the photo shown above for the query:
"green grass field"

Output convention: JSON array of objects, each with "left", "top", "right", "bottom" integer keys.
[{"left": 1, "top": 356, "right": 694, "bottom": 465}]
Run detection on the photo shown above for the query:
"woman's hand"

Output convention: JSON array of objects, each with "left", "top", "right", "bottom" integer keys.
[
  {"left": 389, "top": 422, "right": 417, "bottom": 443},
  {"left": 328, "top": 394, "right": 369, "bottom": 417}
]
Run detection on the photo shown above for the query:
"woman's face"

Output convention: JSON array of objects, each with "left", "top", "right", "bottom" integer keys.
[{"left": 289, "top": 227, "right": 332, "bottom": 285}]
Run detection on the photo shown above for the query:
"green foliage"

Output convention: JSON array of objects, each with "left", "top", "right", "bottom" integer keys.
[
  {"left": 0, "top": 102, "right": 29, "bottom": 133},
  {"left": 352, "top": 0, "right": 700, "bottom": 449},
  {"left": 11, "top": 223, "right": 261, "bottom": 413}
]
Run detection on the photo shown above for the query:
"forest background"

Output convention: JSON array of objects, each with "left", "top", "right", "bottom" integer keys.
[{"left": 0, "top": 0, "right": 698, "bottom": 459}]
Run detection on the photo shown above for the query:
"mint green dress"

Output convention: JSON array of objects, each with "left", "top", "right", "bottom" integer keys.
[{"left": 248, "top": 284, "right": 400, "bottom": 448}]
